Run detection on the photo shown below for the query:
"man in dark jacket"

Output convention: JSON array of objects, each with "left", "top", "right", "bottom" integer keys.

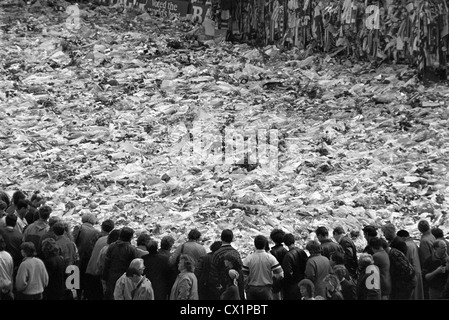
[
  {"left": 102, "top": 226, "right": 138, "bottom": 300},
  {"left": 316, "top": 226, "right": 344, "bottom": 260},
  {"left": 333, "top": 226, "right": 358, "bottom": 279},
  {"left": 22, "top": 205, "right": 51, "bottom": 250},
  {"left": 281, "top": 233, "right": 308, "bottom": 300}
]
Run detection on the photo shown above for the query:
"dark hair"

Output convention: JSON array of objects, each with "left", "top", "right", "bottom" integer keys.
[
  {"left": 210, "top": 240, "right": 222, "bottom": 252},
  {"left": 390, "top": 237, "right": 407, "bottom": 255},
  {"left": 283, "top": 233, "right": 295, "bottom": 247},
  {"left": 418, "top": 220, "right": 430, "bottom": 233},
  {"left": 107, "top": 229, "right": 120, "bottom": 245},
  {"left": 270, "top": 229, "right": 286, "bottom": 245},
  {"left": 12, "top": 190, "right": 26, "bottom": 205},
  {"left": 21, "top": 242, "right": 36, "bottom": 257},
  {"left": 30, "top": 191, "right": 44, "bottom": 204},
  {"left": 0, "top": 234, "right": 6, "bottom": 251},
  {"left": 5, "top": 213, "right": 17, "bottom": 227},
  {"left": 333, "top": 226, "right": 345, "bottom": 235},
  {"left": 333, "top": 264, "right": 349, "bottom": 281},
  {"left": 188, "top": 228, "right": 201, "bottom": 241},
  {"left": 17, "top": 199, "right": 29, "bottom": 211},
  {"left": 223, "top": 251, "right": 242, "bottom": 269},
  {"left": 369, "top": 237, "right": 383, "bottom": 250},
  {"left": 160, "top": 235, "right": 175, "bottom": 250},
  {"left": 41, "top": 238, "right": 60, "bottom": 258},
  {"left": 179, "top": 254, "right": 196, "bottom": 272},
  {"left": 137, "top": 233, "right": 152, "bottom": 246},
  {"left": 363, "top": 226, "right": 378, "bottom": 237},
  {"left": 396, "top": 229, "right": 410, "bottom": 238},
  {"left": 254, "top": 235, "right": 268, "bottom": 250},
  {"left": 298, "top": 279, "right": 315, "bottom": 297},
  {"left": 119, "top": 227, "right": 134, "bottom": 242},
  {"left": 146, "top": 240, "right": 159, "bottom": 254},
  {"left": 316, "top": 226, "right": 329, "bottom": 238},
  {"left": 306, "top": 240, "right": 321, "bottom": 254},
  {"left": 38, "top": 205, "right": 52, "bottom": 220},
  {"left": 48, "top": 216, "right": 61, "bottom": 228},
  {"left": 330, "top": 251, "right": 345, "bottom": 265},
  {"left": 431, "top": 227, "right": 444, "bottom": 239},
  {"left": 101, "top": 219, "right": 115, "bottom": 233},
  {"left": 221, "top": 229, "right": 234, "bottom": 243},
  {"left": 53, "top": 222, "right": 66, "bottom": 236},
  {"left": 0, "top": 191, "right": 11, "bottom": 208}
]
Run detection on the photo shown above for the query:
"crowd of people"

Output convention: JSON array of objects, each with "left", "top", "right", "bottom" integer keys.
[{"left": 1, "top": 189, "right": 449, "bottom": 300}]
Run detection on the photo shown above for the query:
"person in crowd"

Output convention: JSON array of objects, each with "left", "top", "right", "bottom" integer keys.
[
  {"left": 114, "top": 258, "right": 154, "bottom": 300},
  {"left": 281, "top": 233, "right": 308, "bottom": 300},
  {"left": 41, "top": 238, "right": 65, "bottom": 300},
  {"left": 12, "top": 199, "right": 29, "bottom": 234},
  {"left": 298, "top": 278, "right": 317, "bottom": 300},
  {"left": 0, "top": 214, "right": 23, "bottom": 276},
  {"left": 72, "top": 213, "right": 101, "bottom": 299},
  {"left": 418, "top": 219, "right": 436, "bottom": 299},
  {"left": 323, "top": 274, "right": 344, "bottom": 300},
  {"left": 333, "top": 264, "right": 356, "bottom": 300},
  {"left": 0, "top": 234, "right": 14, "bottom": 300},
  {"left": 269, "top": 228, "right": 287, "bottom": 300},
  {"left": 135, "top": 232, "right": 151, "bottom": 258},
  {"left": 0, "top": 191, "right": 11, "bottom": 210},
  {"left": 315, "top": 226, "right": 344, "bottom": 260},
  {"left": 422, "top": 239, "right": 449, "bottom": 299},
  {"left": 209, "top": 229, "right": 244, "bottom": 300},
  {"left": 381, "top": 222, "right": 397, "bottom": 246},
  {"left": 22, "top": 205, "right": 51, "bottom": 249},
  {"left": 242, "top": 235, "right": 284, "bottom": 300},
  {"left": 15, "top": 242, "right": 48, "bottom": 300},
  {"left": 5, "top": 190, "right": 26, "bottom": 215},
  {"left": 362, "top": 225, "right": 378, "bottom": 255},
  {"left": 84, "top": 219, "right": 115, "bottom": 300},
  {"left": 25, "top": 191, "right": 46, "bottom": 225},
  {"left": 304, "top": 239, "right": 332, "bottom": 298},
  {"left": 0, "top": 200, "right": 8, "bottom": 223},
  {"left": 169, "top": 228, "right": 207, "bottom": 270},
  {"left": 53, "top": 222, "right": 78, "bottom": 268},
  {"left": 159, "top": 235, "right": 175, "bottom": 258},
  {"left": 369, "top": 237, "right": 391, "bottom": 300},
  {"left": 170, "top": 254, "right": 199, "bottom": 300},
  {"left": 356, "top": 253, "right": 381, "bottom": 300},
  {"left": 431, "top": 227, "right": 449, "bottom": 255},
  {"left": 102, "top": 227, "right": 138, "bottom": 300},
  {"left": 332, "top": 226, "right": 358, "bottom": 280},
  {"left": 222, "top": 251, "right": 244, "bottom": 300},
  {"left": 37, "top": 216, "right": 61, "bottom": 257},
  {"left": 220, "top": 268, "right": 240, "bottom": 300},
  {"left": 142, "top": 240, "right": 175, "bottom": 300},
  {"left": 396, "top": 229, "right": 424, "bottom": 300},
  {"left": 388, "top": 237, "right": 416, "bottom": 300},
  {"left": 195, "top": 240, "right": 222, "bottom": 300},
  {"left": 97, "top": 229, "right": 120, "bottom": 297}
]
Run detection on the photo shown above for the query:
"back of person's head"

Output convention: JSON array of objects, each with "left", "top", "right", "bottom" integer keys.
[
  {"left": 160, "top": 235, "right": 175, "bottom": 250},
  {"left": 223, "top": 251, "right": 242, "bottom": 269},
  {"left": 390, "top": 237, "right": 408, "bottom": 255},
  {"left": 137, "top": 233, "right": 152, "bottom": 246},
  {"left": 188, "top": 228, "right": 201, "bottom": 241},
  {"left": 323, "top": 274, "right": 341, "bottom": 292},
  {"left": 210, "top": 240, "right": 222, "bottom": 253},
  {"left": 5, "top": 213, "right": 17, "bottom": 227},
  {"left": 119, "top": 227, "right": 134, "bottom": 242},
  {"left": 333, "top": 226, "right": 345, "bottom": 236},
  {"left": 30, "top": 191, "right": 44, "bottom": 204},
  {"left": 0, "top": 200, "right": 7, "bottom": 211},
  {"left": 306, "top": 240, "right": 321, "bottom": 254},
  {"left": 418, "top": 220, "right": 430, "bottom": 233},
  {"left": 333, "top": 264, "right": 349, "bottom": 281},
  {"left": 48, "top": 216, "right": 61, "bottom": 228},
  {"left": 315, "top": 226, "right": 329, "bottom": 238},
  {"left": 396, "top": 229, "right": 410, "bottom": 238},
  {"left": 146, "top": 240, "right": 159, "bottom": 254},
  {"left": 330, "top": 251, "right": 345, "bottom": 265},
  {"left": 0, "top": 234, "right": 6, "bottom": 251},
  {"left": 254, "top": 235, "right": 268, "bottom": 250},
  {"left": 12, "top": 190, "right": 26, "bottom": 205},
  {"left": 101, "top": 219, "right": 115, "bottom": 233},
  {"left": 431, "top": 227, "right": 444, "bottom": 239},
  {"left": 362, "top": 225, "right": 378, "bottom": 238},
  {"left": 221, "top": 229, "right": 234, "bottom": 243},
  {"left": 283, "top": 233, "right": 295, "bottom": 247},
  {"left": 17, "top": 199, "right": 29, "bottom": 211},
  {"left": 270, "top": 228, "right": 286, "bottom": 245},
  {"left": 126, "top": 258, "right": 144, "bottom": 277},
  {"left": 107, "top": 229, "right": 120, "bottom": 245},
  {"left": 179, "top": 254, "right": 196, "bottom": 272},
  {"left": 38, "top": 205, "right": 52, "bottom": 220},
  {"left": 298, "top": 278, "right": 315, "bottom": 297},
  {"left": 0, "top": 191, "right": 10, "bottom": 208},
  {"left": 53, "top": 222, "right": 66, "bottom": 236},
  {"left": 81, "top": 213, "right": 97, "bottom": 225},
  {"left": 369, "top": 237, "right": 383, "bottom": 250},
  {"left": 358, "top": 253, "right": 374, "bottom": 270},
  {"left": 41, "top": 238, "right": 60, "bottom": 258},
  {"left": 381, "top": 223, "right": 396, "bottom": 241},
  {"left": 433, "top": 239, "right": 446, "bottom": 250},
  {"left": 21, "top": 242, "right": 36, "bottom": 257}
]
